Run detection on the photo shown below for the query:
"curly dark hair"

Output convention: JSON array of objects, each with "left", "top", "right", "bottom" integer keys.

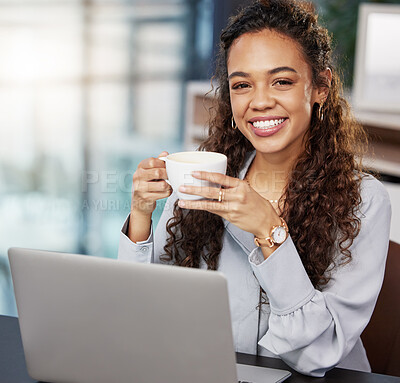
[{"left": 162, "top": 0, "right": 367, "bottom": 288}]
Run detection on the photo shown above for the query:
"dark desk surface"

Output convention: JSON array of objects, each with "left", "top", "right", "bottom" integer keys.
[{"left": 1, "top": 315, "right": 399, "bottom": 383}]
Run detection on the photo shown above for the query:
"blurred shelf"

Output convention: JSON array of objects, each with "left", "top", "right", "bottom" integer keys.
[
  {"left": 184, "top": 81, "right": 214, "bottom": 150},
  {"left": 364, "top": 142, "right": 400, "bottom": 177},
  {"left": 354, "top": 109, "right": 400, "bottom": 132},
  {"left": 363, "top": 124, "right": 400, "bottom": 178}
]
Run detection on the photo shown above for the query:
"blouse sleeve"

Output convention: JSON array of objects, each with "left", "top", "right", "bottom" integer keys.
[
  {"left": 248, "top": 176, "right": 392, "bottom": 377},
  {"left": 117, "top": 193, "right": 178, "bottom": 264},
  {"left": 117, "top": 215, "right": 154, "bottom": 263}
]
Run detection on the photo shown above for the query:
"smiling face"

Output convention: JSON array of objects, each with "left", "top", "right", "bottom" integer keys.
[{"left": 228, "top": 29, "right": 322, "bottom": 160}]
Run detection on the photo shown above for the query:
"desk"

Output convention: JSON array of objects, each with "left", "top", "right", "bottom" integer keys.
[{"left": 1, "top": 315, "right": 399, "bottom": 383}]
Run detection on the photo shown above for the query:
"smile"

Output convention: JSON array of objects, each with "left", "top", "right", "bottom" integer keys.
[
  {"left": 249, "top": 117, "right": 287, "bottom": 137},
  {"left": 252, "top": 118, "right": 285, "bottom": 129}
]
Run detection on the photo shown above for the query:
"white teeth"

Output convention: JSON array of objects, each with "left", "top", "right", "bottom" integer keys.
[{"left": 253, "top": 118, "right": 285, "bottom": 129}]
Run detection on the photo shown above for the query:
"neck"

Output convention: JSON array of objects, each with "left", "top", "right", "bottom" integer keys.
[{"left": 246, "top": 151, "right": 298, "bottom": 198}]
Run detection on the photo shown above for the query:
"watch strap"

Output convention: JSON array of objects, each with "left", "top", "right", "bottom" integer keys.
[{"left": 254, "top": 217, "right": 288, "bottom": 248}]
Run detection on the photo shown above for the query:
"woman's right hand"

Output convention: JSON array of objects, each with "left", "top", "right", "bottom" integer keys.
[{"left": 131, "top": 151, "right": 172, "bottom": 217}]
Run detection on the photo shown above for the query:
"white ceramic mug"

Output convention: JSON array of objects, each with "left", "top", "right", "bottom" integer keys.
[{"left": 160, "top": 151, "right": 227, "bottom": 200}]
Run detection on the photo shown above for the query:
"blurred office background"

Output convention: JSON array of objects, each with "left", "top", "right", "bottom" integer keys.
[{"left": 1, "top": 0, "right": 399, "bottom": 316}]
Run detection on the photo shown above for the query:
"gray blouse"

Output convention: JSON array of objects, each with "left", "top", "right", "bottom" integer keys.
[{"left": 118, "top": 151, "right": 391, "bottom": 377}]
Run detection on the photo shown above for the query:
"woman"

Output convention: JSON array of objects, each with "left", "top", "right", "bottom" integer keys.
[{"left": 118, "top": 0, "right": 391, "bottom": 376}]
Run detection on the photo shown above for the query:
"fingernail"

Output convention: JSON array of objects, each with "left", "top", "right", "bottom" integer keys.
[
  {"left": 178, "top": 200, "right": 185, "bottom": 208},
  {"left": 179, "top": 186, "right": 186, "bottom": 192},
  {"left": 192, "top": 171, "right": 201, "bottom": 177}
]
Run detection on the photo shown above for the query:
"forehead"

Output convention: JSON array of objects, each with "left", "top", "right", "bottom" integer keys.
[{"left": 227, "top": 29, "right": 311, "bottom": 77}]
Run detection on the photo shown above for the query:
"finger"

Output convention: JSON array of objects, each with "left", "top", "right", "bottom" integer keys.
[
  {"left": 146, "top": 180, "right": 171, "bottom": 193},
  {"left": 158, "top": 151, "right": 169, "bottom": 158},
  {"left": 191, "top": 171, "right": 241, "bottom": 189},
  {"left": 145, "top": 189, "right": 172, "bottom": 199},
  {"left": 178, "top": 198, "right": 229, "bottom": 213},
  {"left": 140, "top": 156, "right": 167, "bottom": 170},
  {"left": 179, "top": 185, "right": 228, "bottom": 201},
  {"left": 141, "top": 167, "right": 168, "bottom": 181}
]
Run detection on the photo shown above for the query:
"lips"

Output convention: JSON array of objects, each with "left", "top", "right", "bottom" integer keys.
[{"left": 248, "top": 116, "right": 288, "bottom": 137}]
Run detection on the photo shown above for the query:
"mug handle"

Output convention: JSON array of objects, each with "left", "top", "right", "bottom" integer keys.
[{"left": 158, "top": 156, "right": 171, "bottom": 186}]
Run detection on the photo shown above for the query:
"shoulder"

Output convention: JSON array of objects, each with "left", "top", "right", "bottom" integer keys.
[
  {"left": 358, "top": 173, "right": 391, "bottom": 216},
  {"left": 359, "top": 173, "right": 390, "bottom": 203}
]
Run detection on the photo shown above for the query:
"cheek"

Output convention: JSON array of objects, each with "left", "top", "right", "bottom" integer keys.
[
  {"left": 230, "top": 93, "right": 247, "bottom": 118},
  {"left": 303, "top": 87, "right": 315, "bottom": 113},
  {"left": 230, "top": 96, "right": 251, "bottom": 136},
  {"left": 292, "top": 88, "right": 314, "bottom": 118}
]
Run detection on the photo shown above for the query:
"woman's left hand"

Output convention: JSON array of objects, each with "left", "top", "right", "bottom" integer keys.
[{"left": 177, "top": 171, "right": 279, "bottom": 239}]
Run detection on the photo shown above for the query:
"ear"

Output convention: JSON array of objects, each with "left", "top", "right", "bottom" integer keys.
[{"left": 316, "top": 68, "right": 332, "bottom": 103}]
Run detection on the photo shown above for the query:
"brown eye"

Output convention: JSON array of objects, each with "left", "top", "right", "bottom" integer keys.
[
  {"left": 274, "top": 79, "right": 293, "bottom": 87},
  {"left": 232, "top": 83, "right": 250, "bottom": 90}
]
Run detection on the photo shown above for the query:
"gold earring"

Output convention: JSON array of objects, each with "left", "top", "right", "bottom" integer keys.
[
  {"left": 318, "top": 103, "right": 324, "bottom": 122},
  {"left": 231, "top": 117, "right": 237, "bottom": 130}
]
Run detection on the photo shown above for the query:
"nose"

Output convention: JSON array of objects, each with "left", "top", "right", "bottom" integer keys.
[{"left": 249, "top": 87, "right": 275, "bottom": 111}]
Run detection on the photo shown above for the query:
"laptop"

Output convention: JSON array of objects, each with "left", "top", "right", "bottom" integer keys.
[{"left": 8, "top": 247, "right": 291, "bottom": 383}]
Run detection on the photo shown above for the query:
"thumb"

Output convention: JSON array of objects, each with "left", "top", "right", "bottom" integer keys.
[{"left": 158, "top": 151, "right": 169, "bottom": 158}]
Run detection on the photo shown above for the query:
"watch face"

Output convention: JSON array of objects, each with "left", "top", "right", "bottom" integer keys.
[{"left": 272, "top": 226, "right": 287, "bottom": 244}]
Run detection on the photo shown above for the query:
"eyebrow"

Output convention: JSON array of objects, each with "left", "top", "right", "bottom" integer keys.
[{"left": 228, "top": 66, "right": 298, "bottom": 80}]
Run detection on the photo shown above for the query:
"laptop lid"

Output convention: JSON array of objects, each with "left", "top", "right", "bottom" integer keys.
[{"left": 8, "top": 247, "right": 291, "bottom": 383}]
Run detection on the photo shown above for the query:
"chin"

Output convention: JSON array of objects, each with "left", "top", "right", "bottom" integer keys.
[{"left": 251, "top": 140, "right": 285, "bottom": 154}]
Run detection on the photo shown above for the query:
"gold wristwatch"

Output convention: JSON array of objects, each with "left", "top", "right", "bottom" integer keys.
[{"left": 254, "top": 217, "right": 289, "bottom": 248}]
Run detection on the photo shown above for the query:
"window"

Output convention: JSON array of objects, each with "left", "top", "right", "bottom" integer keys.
[{"left": 0, "top": 0, "right": 214, "bottom": 316}]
